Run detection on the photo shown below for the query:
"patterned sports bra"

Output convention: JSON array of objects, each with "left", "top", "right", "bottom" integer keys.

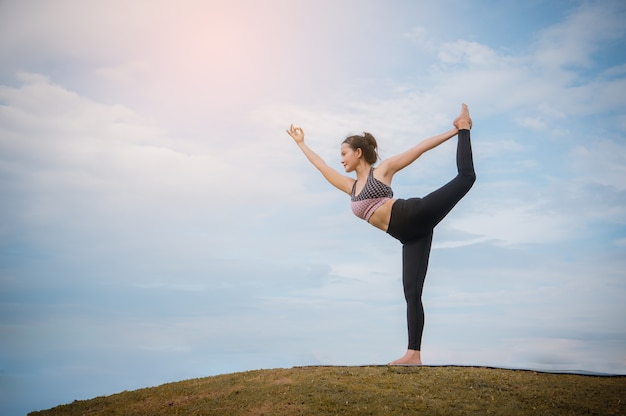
[{"left": 350, "top": 167, "right": 394, "bottom": 221}]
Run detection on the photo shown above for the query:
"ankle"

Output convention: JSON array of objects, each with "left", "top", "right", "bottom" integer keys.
[{"left": 454, "top": 117, "right": 472, "bottom": 130}]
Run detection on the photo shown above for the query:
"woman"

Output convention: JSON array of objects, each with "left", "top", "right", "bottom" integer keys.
[{"left": 286, "top": 104, "right": 476, "bottom": 365}]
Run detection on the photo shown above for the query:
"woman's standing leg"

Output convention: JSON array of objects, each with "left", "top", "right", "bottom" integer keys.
[
  {"left": 390, "top": 230, "right": 433, "bottom": 365},
  {"left": 403, "top": 231, "right": 434, "bottom": 350}
]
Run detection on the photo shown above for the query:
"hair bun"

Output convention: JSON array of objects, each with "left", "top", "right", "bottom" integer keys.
[{"left": 363, "top": 132, "right": 377, "bottom": 146}]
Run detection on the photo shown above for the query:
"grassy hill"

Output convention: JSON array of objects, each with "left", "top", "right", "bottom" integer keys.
[{"left": 29, "top": 365, "right": 625, "bottom": 415}]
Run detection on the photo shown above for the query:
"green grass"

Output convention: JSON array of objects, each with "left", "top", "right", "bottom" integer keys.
[{"left": 29, "top": 366, "right": 626, "bottom": 415}]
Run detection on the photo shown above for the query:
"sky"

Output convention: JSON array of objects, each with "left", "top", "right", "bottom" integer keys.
[{"left": 1, "top": 0, "right": 625, "bottom": 414}]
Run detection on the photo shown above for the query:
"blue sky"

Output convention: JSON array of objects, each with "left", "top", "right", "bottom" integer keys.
[{"left": 1, "top": 0, "right": 625, "bottom": 414}]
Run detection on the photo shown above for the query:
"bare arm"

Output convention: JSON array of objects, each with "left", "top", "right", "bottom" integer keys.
[
  {"left": 377, "top": 127, "right": 459, "bottom": 180},
  {"left": 287, "top": 125, "right": 354, "bottom": 195}
]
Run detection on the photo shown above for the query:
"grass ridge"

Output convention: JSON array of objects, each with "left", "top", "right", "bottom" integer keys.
[{"left": 29, "top": 365, "right": 626, "bottom": 415}]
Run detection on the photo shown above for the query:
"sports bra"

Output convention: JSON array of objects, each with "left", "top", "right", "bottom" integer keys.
[{"left": 350, "top": 167, "right": 393, "bottom": 221}]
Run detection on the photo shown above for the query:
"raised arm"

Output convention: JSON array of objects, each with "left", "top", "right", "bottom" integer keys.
[
  {"left": 379, "top": 105, "right": 473, "bottom": 179},
  {"left": 287, "top": 125, "right": 354, "bottom": 195},
  {"left": 377, "top": 127, "right": 459, "bottom": 179}
]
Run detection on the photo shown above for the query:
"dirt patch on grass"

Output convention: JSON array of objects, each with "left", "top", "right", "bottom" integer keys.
[{"left": 29, "top": 366, "right": 626, "bottom": 415}]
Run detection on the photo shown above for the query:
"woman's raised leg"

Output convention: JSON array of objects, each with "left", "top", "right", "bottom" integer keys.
[{"left": 418, "top": 120, "right": 475, "bottom": 230}]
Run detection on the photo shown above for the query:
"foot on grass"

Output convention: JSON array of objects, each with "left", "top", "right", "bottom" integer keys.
[{"left": 389, "top": 349, "right": 422, "bottom": 366}]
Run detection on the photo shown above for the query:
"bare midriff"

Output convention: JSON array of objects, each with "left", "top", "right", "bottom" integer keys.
[{"left": 367, "top": 198, "right": 396, "bottom": 232}]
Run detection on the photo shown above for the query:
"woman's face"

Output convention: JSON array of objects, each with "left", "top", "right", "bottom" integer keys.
[{"left": 340, "top": 143, "right": 361, "bottom": 172}]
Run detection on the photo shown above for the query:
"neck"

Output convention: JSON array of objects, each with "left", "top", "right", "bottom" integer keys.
[{"left": 355, "top": 162, "right": 371, "bottom": 181}]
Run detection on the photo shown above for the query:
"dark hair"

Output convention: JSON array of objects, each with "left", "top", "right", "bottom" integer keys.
[{"left": 342, "top": 132, "right": 379, "bottom": 164}]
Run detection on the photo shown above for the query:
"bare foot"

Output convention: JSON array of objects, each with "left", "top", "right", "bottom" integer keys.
[
  {"left": 389, "top": 349, "right": 422, "bottom": 366},
  {"left": 454, "top": 103, "right": 472, "bottom": 130}
]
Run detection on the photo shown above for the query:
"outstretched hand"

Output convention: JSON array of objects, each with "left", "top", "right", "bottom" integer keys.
[{"left": 287, "top": 124, "right": 305, "bottom": 144}]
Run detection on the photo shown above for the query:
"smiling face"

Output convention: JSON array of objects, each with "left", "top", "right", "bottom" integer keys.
[{"left": 340, "top": 143, "right": 362, "bottom": 172}]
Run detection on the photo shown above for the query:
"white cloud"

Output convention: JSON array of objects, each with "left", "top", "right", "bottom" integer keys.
[
  {"left": 404, "top": 26, "right": 429, "bottom": 45},
  {"left": 570, "top": 140, "right": 626, "bottom": 192},
  {"left": 94, "top": 61, "right": 153, "bottom": 84},
  {"left": 438, "top": 40, "right": 501, "bottom": 68},
  {"left": 0, "top": 73, "right": 307, "bottom": 209},
  {"left": 516, "top": 116, "right": 548, "bottom": 131},
  {"left": 448, "top": 185, "right": 576, "bottom": 246},
  {"left": 533, "top": 1, "right": 626, "bottom": 71}
]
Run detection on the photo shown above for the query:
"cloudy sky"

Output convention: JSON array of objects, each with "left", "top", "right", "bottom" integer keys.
[{"left": 1, "top": 0, "right": 625, "bottom": 414}]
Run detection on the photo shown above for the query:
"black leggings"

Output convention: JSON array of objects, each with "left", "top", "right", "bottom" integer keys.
[{"left": 386, "top": 129, "right": 475, "bottom": 350}]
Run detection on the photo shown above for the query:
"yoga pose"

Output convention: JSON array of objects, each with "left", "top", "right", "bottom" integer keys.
[{"left": 287, "top": 104, "right": 476, "bottom": 365}]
